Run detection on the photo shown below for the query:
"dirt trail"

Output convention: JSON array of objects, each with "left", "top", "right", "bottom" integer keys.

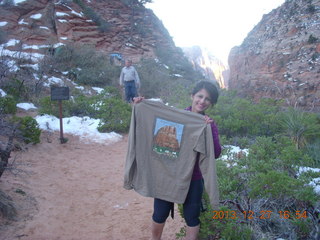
[{"left": 0, "top": 132, "right": 184, "bottom": 240}]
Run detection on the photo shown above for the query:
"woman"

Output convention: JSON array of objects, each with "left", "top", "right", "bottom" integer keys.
[{"left": 134, "top": 81, "right": 221, "bottom": 240}]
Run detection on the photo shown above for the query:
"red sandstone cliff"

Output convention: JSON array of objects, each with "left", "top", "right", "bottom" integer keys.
[
  {"left": 0, "top": 0, "right": 176, "bottom": 62},
  {"left": 228, "top": 0, "right": 320, "bottom": 111}
]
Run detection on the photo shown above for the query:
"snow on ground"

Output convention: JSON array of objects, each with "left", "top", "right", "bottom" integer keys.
[
  {"left": 92, "top": 87, "right": 104, "bottom": 94},
  {"left": 35, "top": 114, "right": 122, "bottom": 145},
  {"left": 0, "top": 89, "right": 7, "bottom": 97},
  {"left": 298, "top": 167, "right": 320, "bottom": 194},
  {"left": 0, "top": 39, "right": 64, "bottom": 63},
  {"left": 14, "top": 99, "right": 122, "bottom": 145},
  {"left": 43, "top": 76, "right": 65, "bottom": 87},
  {"left": 18, "top": 19, "right": 28, "bottom": 25},
  {"left": 39, "top": 26, "right": 50, "bottom": 30},
  {"left": 220, "top": 145, "right": 249, "bottom": 161},
  {"left": 56, "top": 12, "right": 69, "bottom": 17},
  {"left": 14, "top": 0, "right": 27, "bottom": 5},
  {"left": 16, "top": 103, "right": 37, "bottom": 110},
  {"left": 30, "top": 14, "right": 42, "bottom": 20}
]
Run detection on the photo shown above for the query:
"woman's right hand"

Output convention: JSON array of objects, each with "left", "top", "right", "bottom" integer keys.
[{"left": 133, "top": 96, "right": 144, "bottom": 104}]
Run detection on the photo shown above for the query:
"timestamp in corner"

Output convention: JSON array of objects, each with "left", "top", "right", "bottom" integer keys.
[{"left": 212, "top": 210, "right": 308, "bottom": 220}]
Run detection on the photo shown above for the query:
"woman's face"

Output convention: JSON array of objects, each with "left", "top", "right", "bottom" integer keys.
[{"left": 191, "top": 88, "right": 212, "bottom": 114}]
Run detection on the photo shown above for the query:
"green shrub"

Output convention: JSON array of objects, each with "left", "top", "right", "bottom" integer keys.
[
  {"left": 51, "top": 44, "right": 120, "bottom": 86},
  {"left": 67, "top": 94, "right": 96, "bottom": 117},
  {"left": 0, "top": 96, "right": 17, "bottom": 114},
  {"left": 291, "top": 218, "right": 312, "bottom": 239},
  {"left": 11, "top": 116, "right": 41, "bottom": 144},
  {"left": 249, "top": 170, "right": 311, "bottom": 200},
  {"left": 308, "top": 34, "right": 318, "bottom": 44},
  {"left": 305, "top": 140, "right": 320, "bottom": 167},
  {"left": 73, "top": 0, "right": 111, "bottom": 32},
  {"left": 137, "top": 58, "right": 171, "bottom": 98},
  {"left": 307, "top": 4, "right": 316, "bottom": 14},
  {"left": 279, "top": 107, "right": 320, "bottom": 149},
  {"left": 97, "top": 98, "right": 131, "bottom": 133},
  {"left": 177, "top": 202, "right": 254, "bottom": 240},
  {"left": 1, "top": 0, "right": 14, "bottom": 7},
  {"left": 99, "top": 86, "right": 122, "bottom": 99},
  {"left": 1, "top": 78, "right": 27, "bottom": 101},
  {"left": 208, "top": 91, "right": 283, "bottom": 138},
  {"left": 0, "top": 29, "right": 7, "bottom": 44},
  {"left": 38, "top": 96, "right": 72, "bottom": 117},
  {"left": 212, "top": 133, "right": 319, "bottom": 239}
]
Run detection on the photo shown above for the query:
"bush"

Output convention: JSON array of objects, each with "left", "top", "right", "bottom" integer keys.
[
  {"left": 136, "top": 58, "right": 196, "bottom": 103},
  {"left": 97, "top": 98, "right": 131, "bottom": 133},
  {"left": 1, "top": 0, "right": 14, "bottom": 7},
  {"left": 213, "top": 134, "right": 319, "bottom": 239},
  {"left": 38, "top": 96, "right": 73, "bottom": 117},
  {"left": 305, "top": 140, "right": 320, "bottom": 167},
  {"left": 1, "top": 78, "right": 27, "bottom": 101},
  {"left": 0, "top": 29, "right": 7, "bottom": 44},
  {"left": 51, "top": 44, "right": 120, "bottom": 86},
  {"left": 308, "top": 34, "right": 318, "bottom": 44},
  {"left": 11, "top": 116, "right": 41, "bottom": 144},
  {"left": 279, "top": 107, "right": 320, "bottom": 149},
  {"left": 208, "top": 91, "right": 283, "bottom": 139},
  {"left": 136, "top": 59, "right": 171, "bottom": 98},
  {"left": 307, "top": 4, "right": 316, "bottom": 14},
  {"left": 0, "top": 96, "right": 17, "bottom": 114},
  {"left": 73, "top": 0, "right": 111, "bottom": 32}
]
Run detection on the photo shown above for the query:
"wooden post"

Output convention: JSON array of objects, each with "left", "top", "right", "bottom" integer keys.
[
  {"left": 59, "top": 100, "right": 64, "bottom": 144},
  {"left": 51, "top": 87, "right": 69, "bottom": 144}
]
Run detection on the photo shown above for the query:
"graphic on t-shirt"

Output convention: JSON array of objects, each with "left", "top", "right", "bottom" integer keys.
[{"left": 153, "top": 118, "right": 184, "bottom": 158}]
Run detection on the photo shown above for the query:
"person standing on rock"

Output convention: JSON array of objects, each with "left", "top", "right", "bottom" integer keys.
[
  {"left": 132, "top": 81, "right": 221, "bottom": 240},
  {"left": 119, "top": 59, "right": 141, "bottom": 103}
]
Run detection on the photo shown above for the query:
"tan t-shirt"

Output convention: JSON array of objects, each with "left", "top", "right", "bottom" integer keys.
[{"left": 123, "top": 100, "right": 219, "bottom": 208}]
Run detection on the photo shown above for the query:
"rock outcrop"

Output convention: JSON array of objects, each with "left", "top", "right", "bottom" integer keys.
[
  {"left": 182, "top": 46, "right": 229, "bottom": 88},
  {"left": 0, "top": 0, "right": 176, "bottom": 62},
  {"left": 228, "top": 0, "right": 320, "bottom": 111},
  {"left": 153, "top": 126, "right": 179, "bottom": 152}
]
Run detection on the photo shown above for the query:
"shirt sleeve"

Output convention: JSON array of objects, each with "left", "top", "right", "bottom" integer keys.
[
  {"left": 134, "top": 68, "right": 140, "bottom": 89},
  {"left": 119, "top": 68, "right": 124, "bottom": 86},
  {"left": 123, "top": 105, "right": 137, "bottom": 189}
]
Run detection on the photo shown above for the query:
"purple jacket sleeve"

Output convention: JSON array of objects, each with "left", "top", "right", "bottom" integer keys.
[{"left": 185, "top": 106, "right": 221, "bottom": 159}]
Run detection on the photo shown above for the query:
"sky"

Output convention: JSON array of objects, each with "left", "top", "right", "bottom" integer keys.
[{"left": 146, "top": 0, "right": 286, "bottom": 64}]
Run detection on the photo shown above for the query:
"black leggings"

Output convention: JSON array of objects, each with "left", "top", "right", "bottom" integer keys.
[{"left": 152, "top": 179, "right": 203, "bottom": 227}]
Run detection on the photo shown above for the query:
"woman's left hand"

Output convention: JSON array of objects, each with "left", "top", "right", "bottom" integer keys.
[{"left": 204, "top": 115, "right": 213, "bottom": 124}]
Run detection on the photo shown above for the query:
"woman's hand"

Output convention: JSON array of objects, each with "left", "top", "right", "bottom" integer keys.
[
  {"left": 133, "top": 96, "right": 144, "bottom": 104},
  {"left": 204, "top": 115, "right": 213, "bottom": 124}
]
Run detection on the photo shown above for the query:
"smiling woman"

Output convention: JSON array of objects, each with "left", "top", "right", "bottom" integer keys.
[{"left": 147, "top": 0, "right": 285, "bottom": 64}]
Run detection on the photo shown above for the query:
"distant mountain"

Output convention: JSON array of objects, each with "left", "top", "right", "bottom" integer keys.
[
  {"left": 228, "top": 0, "right": 320, "bottom": 111},
  {"left": 182, "top": 46, "right": 229, "bottom": 88}
]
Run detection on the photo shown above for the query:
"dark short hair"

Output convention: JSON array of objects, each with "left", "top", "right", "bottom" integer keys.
[{"left": 191, "top": 81, "right": 219, "bottom": 104}]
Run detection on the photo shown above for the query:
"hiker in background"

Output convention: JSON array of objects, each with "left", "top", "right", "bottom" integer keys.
[
  {"left": 119, "top": 59, "right": 141, "bottom": 103},
  {"left": 133, "top": 81, "right": 221, "bottom": 240}
]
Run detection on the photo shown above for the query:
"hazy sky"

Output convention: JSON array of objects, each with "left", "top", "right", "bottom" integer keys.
[{"left": 146, "top": 0, "right": 286, "bottom": 64}]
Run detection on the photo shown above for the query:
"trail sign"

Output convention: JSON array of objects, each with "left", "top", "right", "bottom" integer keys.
[
  {"left": 50, "top": 87, "right": 69, "bottom": 144},
  {"left": 51, "top": 87, "right": 70, "bottom": 101}
]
